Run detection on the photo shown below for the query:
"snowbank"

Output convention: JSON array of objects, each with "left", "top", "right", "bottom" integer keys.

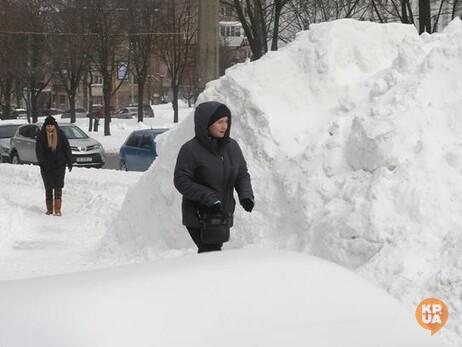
[
  {"left": 104, "top": 19, "right": 462, "bottom": 345},
  {"left": 0, "top": 249, "right": 443, "bottom": 347}
]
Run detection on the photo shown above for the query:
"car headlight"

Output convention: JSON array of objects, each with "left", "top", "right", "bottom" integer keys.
[{"left": 94, "top": 144, "right": 103, "bottom": 151}]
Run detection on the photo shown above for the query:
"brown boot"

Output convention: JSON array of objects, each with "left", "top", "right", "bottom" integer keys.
[
  {"left": 54, "top": 199, "right": 62, "bottom": 216},
  {"left": 46, "top": 199, "right": 53, "bottom": 215}
]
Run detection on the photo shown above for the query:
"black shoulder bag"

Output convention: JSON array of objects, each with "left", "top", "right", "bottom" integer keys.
[{"left": 196, "top": 210, "right": 230, "bottom": 244}]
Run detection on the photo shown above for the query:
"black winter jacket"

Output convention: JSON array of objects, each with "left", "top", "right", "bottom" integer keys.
[
  {"left": 174, "top": 101, "right": 254, "bottom": 228},
  {"left": 36, "top": 126, "right": 73, "bottom": 189}
]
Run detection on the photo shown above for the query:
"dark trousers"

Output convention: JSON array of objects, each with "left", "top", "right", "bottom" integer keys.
[{"left": 187, "top": 227, "right": 222, "bottom": 254}]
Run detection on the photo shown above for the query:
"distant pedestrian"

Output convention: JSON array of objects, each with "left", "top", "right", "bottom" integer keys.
[
  {"left": 174, "top": 101, "right": 254, "bottom": 253},
  {"left": 36, "top": 116, "right": 73, "bottom": 216}
]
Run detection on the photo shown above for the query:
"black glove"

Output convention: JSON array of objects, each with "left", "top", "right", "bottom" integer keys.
[
  {"left": 207, "top": 200, "right": 223, "bottom": 213},
  {"left": 68, "top": 164, "right": 73, "bottom": 172},
  {"left": 240, "top": 198, "right": 254, "bottom": 212}
]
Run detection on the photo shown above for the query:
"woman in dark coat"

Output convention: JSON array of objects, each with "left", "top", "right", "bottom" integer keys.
[
  {"left": 174, "top": 101, "right": 254, "bottom": 253},
  {"left": 35, "top": 116, "right": 73, "bottom": 216}
]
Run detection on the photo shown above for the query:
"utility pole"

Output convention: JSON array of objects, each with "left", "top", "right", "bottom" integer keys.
[{"left": 197, "top": 0, "right": 219, "bottom": 93}]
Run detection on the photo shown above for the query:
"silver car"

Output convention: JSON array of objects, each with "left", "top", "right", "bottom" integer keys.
[
  {"left": 10, "top": 123, "right": 105, "bottom": 168},
  {"left": 0, "top": 124, "right": 20, "bottom": 163}
]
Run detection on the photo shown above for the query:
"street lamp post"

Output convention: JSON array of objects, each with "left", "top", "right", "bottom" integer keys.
[{"left": 197, "top": 0, "right": 219, "bottom": 92}]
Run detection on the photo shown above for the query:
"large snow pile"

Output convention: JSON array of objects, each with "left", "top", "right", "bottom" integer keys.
[
  {"left": 0, "top": 250, "right": 443, "bottom": 347},
  {"left": 103, "top": 19, "right": 462, "bottom": 345}
]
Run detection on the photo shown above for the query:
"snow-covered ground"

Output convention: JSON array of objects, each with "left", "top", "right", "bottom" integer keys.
[
  {"left": 0, "top": 250, "right": 443, "bottom": 347},
  {"left": 0, "top": 103, "right": 193, "bottom": 280},
  {"left": 0, "top": 18, "right": 460, "bottom": 346},
  {"left": 0, "top": 164, "right": 142, "bottom": 280}
]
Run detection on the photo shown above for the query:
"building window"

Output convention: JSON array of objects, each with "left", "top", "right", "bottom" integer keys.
[
  {"left": 59, "top": 95, "right": 66, "bottom": 106},
  {"left": 92, "top": 74, "right": 103, "bottom": 85},
  {"left": 220, "top": 25, "right": 241, "bottom": 38},
  {"left": 225, "top": 7, "right": 234, "bottom": 16},
  {"left": 92, "top": 96, "right": 103, "bottom": 105}
]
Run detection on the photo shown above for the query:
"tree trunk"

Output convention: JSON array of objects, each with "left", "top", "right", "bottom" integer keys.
[
  {"left": 2, "top": 78, "right": 13, "bottom": 119},
  {"left": 103, "top": 87, "right": 112, "bottom": 136},
  {"left": 419, "top": 0, "right": 431, "bottom": 33},
  {"left": 31, "top": 92, "right": 39, "bottom": 123},
  {"left": 253, "top": 1, "right": 267, "bottom": 59},
  {"left": 15, "top": 82, "right": 22, "bottom": 107},
  {"left": 172, "top": 83, "right": 179, "bottom": 123},
  {"left": 401, "top": 0, "right": 410, "bottom": 23},
  {"left": 452, "top": 0, "right": 459, "bottom": 18},
  {"left": 271, "top": 3, "right": 283, "bottom": 51},
  {"left": 88, "top": 79, "right": 94, "bottom": 132},
  {"left": 83, "top": 73, "right": 89, "bottom": 113},
  {"left": 138, "top": 80, "right": 145, "bottom": 123},
  {"left": 69, "top": 94, "right": 76, "bottom": 124}
]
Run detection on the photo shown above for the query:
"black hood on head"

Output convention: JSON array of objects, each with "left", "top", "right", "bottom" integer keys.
[{"left": 194, "top": 101, "right": 231, "bottom": 150}]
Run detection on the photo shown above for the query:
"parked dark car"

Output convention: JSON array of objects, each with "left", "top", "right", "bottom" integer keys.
[
  {"left": 128, "top": 104, "right": 155, "bottom": 118},
  {"left": 119, "top": 128, "right": 168, "bottom": 171},
  {"left": 0, "top": 107, "right": 17, "bottom": 120},
  {"left": 10, "top": 123, "right": 105, "bottom": 168},
  {"left": 61, "top": 107, "right": 88, "bottom": 119},
  {"left": 87, "top": 104, "right": 116, "bottom": 118},
  {"left": 10, "top": 109, "right": 27, "bottom": 119},
  {"left": 114, "top": 107, "right": 136, "bottom": 119},
  {"left": 0, "top": 124, "right": 21, "bottom": 163},
  {"left": 41, "top": 108, "right": 64, "bottom": 117}
]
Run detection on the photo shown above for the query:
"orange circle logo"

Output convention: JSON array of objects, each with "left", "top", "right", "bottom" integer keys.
[{"left": 416, "top": 298, "right": 449, "bottom": 335}]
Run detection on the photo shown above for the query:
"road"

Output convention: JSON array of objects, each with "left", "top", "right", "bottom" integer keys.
[{"left": 103, "top": 153, "right": 120, "bottom": 170}]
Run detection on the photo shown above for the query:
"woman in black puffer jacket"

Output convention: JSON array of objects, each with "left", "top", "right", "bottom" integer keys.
[
  {"left": 35, "top": 116, "right": 73, "bottom": 216},
  {"left": 174, "top": 101, "right": 254, "bottom": 253}
]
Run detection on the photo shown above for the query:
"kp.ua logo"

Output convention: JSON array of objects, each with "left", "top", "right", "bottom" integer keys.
[{"left": 416, "top": 298, "right": 448, "bottom": 335}]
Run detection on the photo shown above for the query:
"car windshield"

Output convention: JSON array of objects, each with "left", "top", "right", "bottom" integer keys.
[
  {"left": 0, "top": 125, "right": 19, "bottom": 138},
  {"left": 61, "top": 125, "right": 89, "bottom": 139}
]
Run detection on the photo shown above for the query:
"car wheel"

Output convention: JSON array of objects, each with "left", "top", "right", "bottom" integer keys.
[
  {"left": 120, "top": 160, "right": 128, "bottom": 171},
  {"left": 11, "top": 152, "right": 20, "bottom": 165}
]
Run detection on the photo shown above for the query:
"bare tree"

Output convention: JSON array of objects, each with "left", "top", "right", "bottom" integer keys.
[
  {"left": 156, "top": 0, "right": 197, "bottom": 123},
  {"left": 17, "top": 0, "right": 54, "bottom": 123},
  {"left": 284, "top": 0, "right": 375, "bottom": 38},
  {"left": 0, "top": 0, "right": 24, "bottom": 119},
  {"left": 85, "top": 0, "right": 130, "bottom": 135},
  {"left": 128, "top": 0, "right": 159, "bottom": 123},
  {"left": 221, "top": 0, "right": 292, "bottom": 60},
  {"left": 48, "top": 0, "right": 92, "bottom": 123}
]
